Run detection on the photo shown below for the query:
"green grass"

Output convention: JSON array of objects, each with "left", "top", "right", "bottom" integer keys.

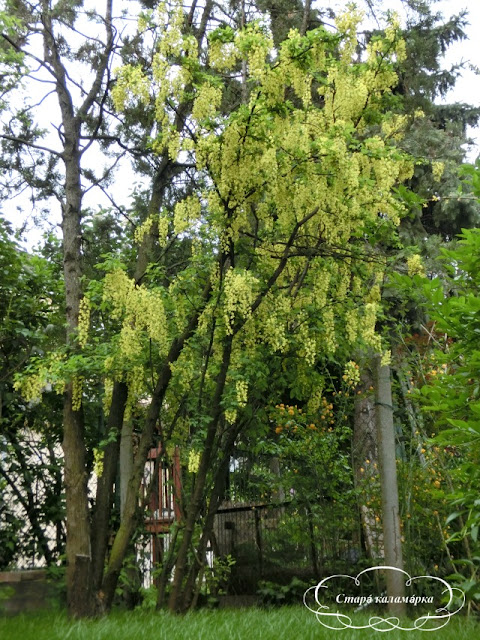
[{"left": 0, "top": 607, "right": 478, "bottom": 640}]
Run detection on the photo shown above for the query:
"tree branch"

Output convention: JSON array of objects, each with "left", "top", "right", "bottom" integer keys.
[{"left": 0, "top": 133, "right": 62, "bottom": 157}]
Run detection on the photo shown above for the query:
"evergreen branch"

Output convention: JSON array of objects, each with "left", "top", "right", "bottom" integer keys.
[
  {"left": 78, "top": 0, "right": 115, "bottom": 121},
  {"left": 0, "top": 133, "right": 62, "bottom": 157}
]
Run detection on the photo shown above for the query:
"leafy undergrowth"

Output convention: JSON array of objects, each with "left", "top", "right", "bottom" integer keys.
[{"left": 0, "top": 607, "right": 478, "bottom": 640}]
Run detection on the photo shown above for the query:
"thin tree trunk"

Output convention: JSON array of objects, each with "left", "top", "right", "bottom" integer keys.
[
  {"left": 99, "top": 284, "right": 212, "bottom": 609},
  {"left": 62, "top": 151, "right": 92, "bottom": 616},
  {"left": 375, "top": 356, "right": 406, "bottom": 617},
  {"left": 396, "top": 368, "right": 426, "bottom": 466},
  {"left": 301, "top": 0, "right": 312, "bottom": 36},
  {"left": 353, "top": 361, "right": 383, "bottom": 560},
  {"left": 184, "top": 420, "right": 242, "bottom": 610},
  {"left": 63, "top": 385, "right": 92, "bottom": 616},
  {"left": 168, "top": 335, "right": 233, "bottom": 612},
  {"left": 119, "top": 419, "right": 134, "bottom": 517},
  {"left": 91, "top": 381, "right": 128, "bottom": 598}
]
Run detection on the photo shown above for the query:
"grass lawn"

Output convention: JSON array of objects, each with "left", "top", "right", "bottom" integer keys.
[{"left": 0, "top": 607, "right": 478, "bottom": 640}]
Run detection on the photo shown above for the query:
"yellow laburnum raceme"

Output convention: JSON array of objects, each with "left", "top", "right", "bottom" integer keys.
[
  {"left": 14, "top": 352, "right": 65, "bottom": 404},
  {"left": 345, "top": 309, "right": 359, "bottom": 345},
  {"left": 124, "top": 366, "right": 146, "bottom": 421},
  {"left": 72, "top": 376, "right": 83, "bottom": 411},
  {"left": 236, "top": 379, "right": 248, "bottom": 407},
  {"left": 362, "top": 303, "right": 382, "bottom": 351},
  {"left": 78, "top": 296, "right": 91, "bottom": 348},
  {"left": 134, "top": 215, "right": 155, "bottom": 245},
  {"left": 112, "top": 64, "right": 150, "bottom": 112},
  {"left": 432, "top": 161, "right": 445, "bottom": 182},
  {"left": 209, "top": 40, "right": 239, "bottom": 71},
  {"left": 188, "top": 449, "right": 201, "bottom": 474},
  {"left": 103, "top": 270, "right": 169, "bottom": 362},
  {"left": 103, "top": 377, "right": 113, "bottom": 417},
  {"left": 93, "top": 448, "right": 104, "bottom": 478},
  {"left": 407, "top": 254, "right": 426, "bottom": 277},
  {"left": 191, "top": 83, "right": 223, "bottom": 125},
  {"left": 173, "top": 196, "right": 202, "bottom": 235},
  {"left": 344, "top": 361, "right": 361, "bottom": 386},
  {"left": 223, "top": 268, "right": 258, "bottom": 334}
]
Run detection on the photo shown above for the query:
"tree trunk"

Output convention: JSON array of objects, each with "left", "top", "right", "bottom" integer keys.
[
  {"left": 91, "top": 381, "right": 128, "bottom": 598},
  {"left": 99, "top": 285, "right": 212, "bottom": 609},
  {"left": 168, "top": 335, "right": 233, "bottom": 612},
  {"left": 63, "top": 385, "right": 92, "bottom": 616},
  {"left": 62, "top": 148, "right": 92, "bottom": 616},
  {"left": 40, "top": 0, "right": 114, "bottom": 616},
  {"left": 183, "top": 420, "right": 242, "bottom": 610},
  {"left": 374, "top": 356, "right": 406, "bottom": 617},
  {"left": 353, "top": 361, "right": 383, "bottom": 560},
  {"left": 119, "top": 419, "right": 134, "bottom": 517}
]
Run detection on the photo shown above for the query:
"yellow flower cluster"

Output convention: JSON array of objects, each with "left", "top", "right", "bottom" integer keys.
[
  {"left": 236, "top": 379, "right": 248, "bottom": 407},
  {"left": 14, "top": 352, "right": 64, "bottom": 404},
  {"left": 133, "top": 2, "right": 197, "bottom": 156},
  {"left": 335, "top": 7, "right": 364, "bottom": 61},
  {"left": 263, "top": 312, "right": 288, "bottom": 353},
  {"left": 112, "top": 64, "right": 150, "bottom": 112},
  {"left": 303, "top": 336, "right": 317, "bottom": 367},
  {"left": 168, "top": 348, "right": 196, "bottom": 394},
  {"left": 343, "top": 360, "right": 360, "bottom": 387},
  {"left": 103, "top": 377, "right": 113, "bottom": 417},
  {"left": 209, "top": 40, "right": 239, "bottom": 71},
  {"left": 119, "top": 324, "right": 142, "bottom": 361},
  {"left": 307, "top": 388, "right": 323, "bottom": 414},
  {"left": 158, "top": 214, "right": 169, "bottom": 247},
  {"left": 134, "top": 215, "right": 155, "bottom": 245},
  {"left": 125, "top": 366, "right": 145, "bottom": 421},
  {"left": 78, "top": 296, "right": 91, "bottom": 349},
  {"left": 72, "top": 376, "right": 83, "bottom": 411},
  {"left": 14, "top": 369, "right": 46, "bottom": 403},
  {"left": 432, "top": 161, "right": 445, "bottom": 182},
  {"left": 236, "top": 24, "right": 273, "bottom": 82},
  {"left": 225, "top": 409, "right": 237, "bottom": 425},
  {"left": 313, "top": 269, "right": 331, "bottom": 309},
  {"left": 361, "top": 303, "right": 382, "bottom": 351},
  {"left": 382, "top": 114, "right": 408, "bottom": 141},
  {"left": 345, "top": 308, "right": 359, "bottom": 345},
  {"left": 323, "top": 308, "right": 337, "bottom": 354},
  {"left": 173, "top": 196, "right": 201, "bottom": 235},
  {"left": 365, "top": 283, "right": 381, "bottom": 304},
  {"left": 93, "top": 448, "right": 104, "bottom": 478},
  {"left": 192, "top": 83, "right": 222, "bottom": 124},
  {"left": 223, "top": 268, "right": 258, "bottom": 334},
  {"left": 297, "top": 319, "right": 317, "bottom": 366},
  {"left": 407, "top": 254, "right": 426, "bottom": 277},
  {"left": 188, "top": 449, "right": 201, "bottom": 474},
  {"left": 380, "top": 350, "right": 391, "bottom": 367},
  {"left": 103, "top": 270, "right": 169, "bottom": 359}
]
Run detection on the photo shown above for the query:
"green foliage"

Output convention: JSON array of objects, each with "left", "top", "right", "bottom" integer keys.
[
  {"left": 0, "top": 217, "right": 65, "bottom": 568},
  {"left": 257, "top": 577, "right": 308, "bottom": 606},
  {"left": 204, "top": 554, "right": 236, "bottom": 599},
  {"left": 414, "top": 225, "right": 480, "bottom": 605}
]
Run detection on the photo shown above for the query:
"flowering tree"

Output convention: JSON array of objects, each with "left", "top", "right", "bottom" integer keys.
[{"left": 11, "top": 1, "right": 416, "bottom": 614}]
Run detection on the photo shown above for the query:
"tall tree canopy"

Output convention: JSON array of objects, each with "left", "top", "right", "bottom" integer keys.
[{"left": 1, "top": 0, "right": 478, "bottom": 617}]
